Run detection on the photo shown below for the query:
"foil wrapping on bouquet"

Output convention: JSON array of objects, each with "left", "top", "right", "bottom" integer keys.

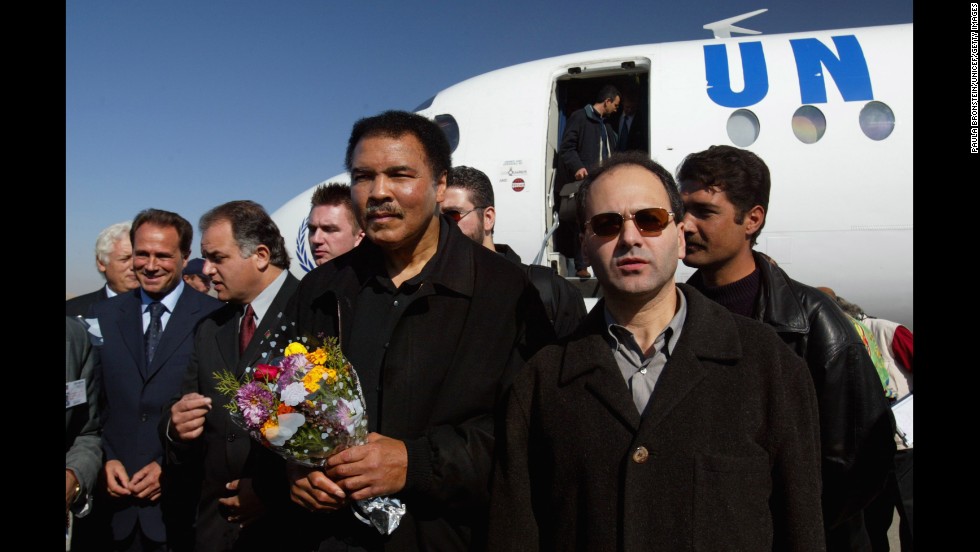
[{"left": 353, "top": 496, "right": 407, "bottom": 535}]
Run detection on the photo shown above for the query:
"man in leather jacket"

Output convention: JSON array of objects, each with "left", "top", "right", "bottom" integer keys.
[{"left": 676, "top": 145, "right": 895, "bottom": 552}]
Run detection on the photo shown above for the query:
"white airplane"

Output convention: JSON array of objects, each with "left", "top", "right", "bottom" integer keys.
[{"left": 271, "top": 15, "right": 913, "bottom": 328}]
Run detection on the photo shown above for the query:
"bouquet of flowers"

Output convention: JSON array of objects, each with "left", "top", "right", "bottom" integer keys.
[{"left": 214, "top": 335, "right": 405, "bottom": 534}]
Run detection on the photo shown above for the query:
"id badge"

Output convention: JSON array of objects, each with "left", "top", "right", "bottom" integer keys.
[{"left": 66, "top": 379, "right": 87, "bottom": 409}]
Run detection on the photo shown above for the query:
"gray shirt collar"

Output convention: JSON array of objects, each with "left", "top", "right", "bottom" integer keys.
[
  {"left": 603, "top": 288, "right": 687, "bottom": 358},
  {"left": 603, "top": 288, "right": 688, "bottom": 415}
]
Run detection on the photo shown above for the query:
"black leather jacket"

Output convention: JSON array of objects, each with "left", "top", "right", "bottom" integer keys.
[
  {"left": 752, "top": 252, "right": 895, "bottom": 528},
  {"left": 691, "top": 252, "right": 895, "bottom": 529}
]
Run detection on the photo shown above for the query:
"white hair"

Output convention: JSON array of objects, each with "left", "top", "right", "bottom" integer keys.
[{"left": 95, "top": 221, "right": 132, "bottom": 268}]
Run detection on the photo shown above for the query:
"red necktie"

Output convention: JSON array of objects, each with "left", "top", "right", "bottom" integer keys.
[{"left": 239, "top": 304, "right": 256, "bottom": 356}]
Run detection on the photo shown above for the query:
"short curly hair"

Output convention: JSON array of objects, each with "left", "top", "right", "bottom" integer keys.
[{"left": 345, "top": 110, "right": 451, "bottom": 181}]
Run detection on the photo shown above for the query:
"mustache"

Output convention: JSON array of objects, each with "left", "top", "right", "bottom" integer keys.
[
  {"left": 613, "top": 248, "right": 653, "bottom": 264},
  {"left": 364, "top": 202, "right": 404, "bottom": 218}
]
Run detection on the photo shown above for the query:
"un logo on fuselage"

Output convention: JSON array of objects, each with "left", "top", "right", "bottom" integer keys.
[{"left": 296, "top": 216, "right": 316, "bottom": 273}]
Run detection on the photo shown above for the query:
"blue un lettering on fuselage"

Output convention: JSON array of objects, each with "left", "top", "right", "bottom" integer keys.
[{"left": 704, "top": 35, "right": 873, "bottom": 108}]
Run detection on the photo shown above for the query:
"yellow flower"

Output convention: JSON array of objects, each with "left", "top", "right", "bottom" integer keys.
[
  {"left": 303, "top": 366, "right": 327, "bottom": 392},
  {"left": 284, "top": 342, "right": 308, "bottom": 356},
  {"left": 306, "top": 347, "right": 328, "bottom": 366},
  {"left": 325, "top": 368, "right": 338, "bottom": 385},
  {"left": 260, "top": 418, "right": 278, "bottom": 438}
]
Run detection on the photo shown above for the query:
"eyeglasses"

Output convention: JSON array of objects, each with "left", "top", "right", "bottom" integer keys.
[
  {"left": 442, "top": 207, "right": 484, "bottom": 222},
  {"left": 586, "top": 207, "right": 674, "bottom": 237}
]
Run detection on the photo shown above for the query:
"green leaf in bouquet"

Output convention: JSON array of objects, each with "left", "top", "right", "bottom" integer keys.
[{"left": 213, "top": 370, "right": 243, "bottom": 413}]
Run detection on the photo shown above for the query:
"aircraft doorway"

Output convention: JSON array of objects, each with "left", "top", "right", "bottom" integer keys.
[{"left": 544, "top": 61, "right": 650, "bottom": 278}]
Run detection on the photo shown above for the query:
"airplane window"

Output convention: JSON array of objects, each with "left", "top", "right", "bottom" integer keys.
[
  {"left": 792, "top": 105, "right": 827, "bottom": 144},
  {"left": 859, "top": 101, "right": 895, "bottom": 141},
  {"left": 435, "top": 114, "right": 460, "bottom": 153},
  {"left": 726, "top": 109, "right": 760, "bottom": 147}
]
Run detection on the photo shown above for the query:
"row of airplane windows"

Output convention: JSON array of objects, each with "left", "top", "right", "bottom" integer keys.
[{"left": 727, "top": 101, "right": 895, "bottom": 146}]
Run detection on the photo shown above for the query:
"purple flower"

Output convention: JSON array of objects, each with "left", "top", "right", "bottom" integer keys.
[
  {"left": 236, "top": 381, "right": 275, "bottom": 428},
  {"left": 334, "top": 398, "right": 365, "bottom": 435},
  {"left": 278, "top": 352, "right": 312, "bottom": 384}
]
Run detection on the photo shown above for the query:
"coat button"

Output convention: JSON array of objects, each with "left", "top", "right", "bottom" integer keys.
[
  {"left": 140, "top": 413, "right": 148, "bottom": 422},
  {"left": 227, "top": 433, "right": 236, "bottom": 442},
  {"left": 632, "top": 446, "right": 649, "bottom": 464}
]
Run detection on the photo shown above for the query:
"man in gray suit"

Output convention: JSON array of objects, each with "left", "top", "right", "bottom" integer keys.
[{"left": 66, "top": 316, "right": 102, "bottom": 528}]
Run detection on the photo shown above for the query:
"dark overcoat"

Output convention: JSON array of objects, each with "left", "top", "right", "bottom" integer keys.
[
  {"left": 488, "top": 285, "right": 826, "bottom": 552},
  {"left": 558, "top": 104, "right": 618, "bottom": 176}
]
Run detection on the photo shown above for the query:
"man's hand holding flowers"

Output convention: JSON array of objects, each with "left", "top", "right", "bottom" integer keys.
[
  {"left": 288, "top": 464, "right": 347, "bottom": 512},
  {"left": 325, "top": 433, "right": 408, "bottom": 501},
  {"left": 219, "top": 337, "right": 407, "bottom": 533}
]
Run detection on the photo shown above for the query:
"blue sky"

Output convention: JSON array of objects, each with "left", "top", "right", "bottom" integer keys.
[{"left": 66, "top": 0, "right": 913, "bottom": 296}]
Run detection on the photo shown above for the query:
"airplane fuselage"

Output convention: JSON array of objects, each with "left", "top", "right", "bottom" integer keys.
[{"left": 272, "top": 24, "right": 912, "bottom": 327}]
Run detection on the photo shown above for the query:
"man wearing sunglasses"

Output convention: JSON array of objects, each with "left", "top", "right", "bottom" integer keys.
[
  {"left": 677, "top": 145, "right": 895, "bottom": 552},
  {"left": 442, "top": 165, "right": 587, "bottom": 338},
  {"left": 489, "top": 151, "right": 824, "bottom": 551}
]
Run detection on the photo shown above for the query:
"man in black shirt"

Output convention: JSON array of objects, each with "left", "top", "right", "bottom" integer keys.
[{"left": 286, "top": 111, "right": 552, "bottom": 551}]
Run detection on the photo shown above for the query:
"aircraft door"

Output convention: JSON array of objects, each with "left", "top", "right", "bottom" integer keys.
[{"left": 545, "top": 60, "right": 650, "bottom": 279}]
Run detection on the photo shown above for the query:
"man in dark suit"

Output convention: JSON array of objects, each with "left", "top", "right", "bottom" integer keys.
[
  {"left": 67, "top": 221, "right": 141, "bottom": 318},
  {"left": 165, "top": 200, "right": 301, "bottom": 551},
  {"left": 613, "top": 92, "right": 648, "bottom": 153},
  {"left": 94, "top": 209, "right": 222, "bottom": 551},
  {"left": 488, "top": 152, "right": 825, "bottom": 551}
]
